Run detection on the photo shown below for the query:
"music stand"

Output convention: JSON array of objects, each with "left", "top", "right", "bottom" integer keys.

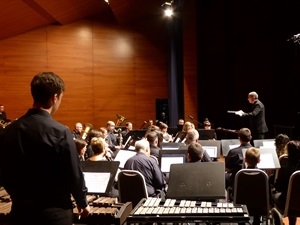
[
  {"left": 253, "top": 139, "right": 275, "bottom": 148},
  {"left": 80, "top": 161, "right": 120, "bottom": 196},
  {"left": 166, "top": 162, "right": 226, "bottom": 200},
  {"left": 242, "top": 147, "right": 280, "bottom": 170},
  {"left": 221, "top": 139, "right": 240, "bottom": 157},
  {"left": 161, "top": 142, "right": 185, "bottom": 150},
  {"left": 199, "top": 140, "right": 221, "bottom": 160},
  {"left": 173, "top": 131, "right": 186, "bottom": 143},
  {"left": 167, "top": 127, "right": 179, "bottom": 137},
  {"left": 114, "top": 149, "right": 136, "bottom": 168},
  {"left": 158, "top": 149, "right": 188, "bottom": 173},
  {"left": 124, "top": 130, "right": 146, "bottom": 142},
  {"left": 198, "top": 129, "right": 216, "bottom": 140}
]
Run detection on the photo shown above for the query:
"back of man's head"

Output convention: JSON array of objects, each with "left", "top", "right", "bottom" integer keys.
[
  {"left": 238, "top": 128, "right": 252, "bottom": 143},
  {"left": 146, "top": 131, "right": 158, "bottom": 144},
  {"left": 135, "top": 139, "right": 150, "bottom": 153},
  {"left": 188, "top": 143, "right": 204, "bottom": 162},
  {"left": 185, "top": 128, "right": 199, "bottom": 144}
]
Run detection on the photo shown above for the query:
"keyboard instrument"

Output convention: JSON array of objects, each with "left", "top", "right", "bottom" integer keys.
[{"left": 127, "top": 197, "right": 250, "bottom": 224}]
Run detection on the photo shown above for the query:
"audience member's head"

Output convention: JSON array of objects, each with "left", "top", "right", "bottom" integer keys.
[
  {"left": 238, "top": 128, "right": 252, "bottom": 143},
  {"left": 245, "top": 147, "right": 260, "bottom": 168},
  {"left": 188, "top": 143, "right": 204, "bottom": 162}
]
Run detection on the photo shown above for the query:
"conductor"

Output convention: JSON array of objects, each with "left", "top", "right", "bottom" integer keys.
[{"left": 235, "top": 91, "right": 268, "bottom": 140}]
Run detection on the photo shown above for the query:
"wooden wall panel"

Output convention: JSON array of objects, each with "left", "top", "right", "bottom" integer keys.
[{"left": 0, "top": 17, "right": 168, "bottom": 130}]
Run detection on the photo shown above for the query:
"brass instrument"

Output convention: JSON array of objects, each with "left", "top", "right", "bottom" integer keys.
[
  {"left": 81, "top": 123, "right": 93, "bottom": 140},
  {"left": 139, "top": 120, "right": 147, "bottom": 129},
  {"left": 115, "top": 114, "right": 126, "bottom": 126},
  {"left": 0, "top": 120, "right": 11, "bottom": 128}
]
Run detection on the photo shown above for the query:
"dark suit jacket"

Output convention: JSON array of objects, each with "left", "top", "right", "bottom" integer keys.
[{"left": 244, "top": 99, "right": 268, "bottom": 135}]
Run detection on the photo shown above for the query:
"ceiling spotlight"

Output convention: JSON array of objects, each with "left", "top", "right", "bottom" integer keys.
[
  {"left": 161, "top": 1, "right": 173, "bottom": 17},
  {"left": 104, "top": 0, "right": 109, "bottom": 4}
]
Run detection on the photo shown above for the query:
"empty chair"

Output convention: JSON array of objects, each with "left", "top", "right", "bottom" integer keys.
[
  {"left": 234, "top": 169, "right": 270, "bottom": 225},
  {"left": 272, "top": 170, "right": 300, "bottom": 225},
  {"left": 117, "top": 170, "right": 148, "bottom": 208}
]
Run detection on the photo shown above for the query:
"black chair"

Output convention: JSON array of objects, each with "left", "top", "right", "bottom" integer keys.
[
  {"left": 271, "top": 170, "right": 300, "bottom": 225},
  {"left": 117, "top": 170, "right": 148, "bottom": 208},
  {"left": 234, "top": 169, "right": 270, "bottom": 225}
]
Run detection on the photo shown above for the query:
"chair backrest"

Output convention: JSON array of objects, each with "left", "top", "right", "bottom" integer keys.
[
  {"left": 234, "top": 169, "right": 269, "bottom": 217},
  {"left": 283, "top": 170, "right": 300, "bottom": 217},
  {"left": 117, "top": 170, "right": 148, "bottom": 208},
  {"left": 275, "top": 154, "right": 288, "bottom": 180}
]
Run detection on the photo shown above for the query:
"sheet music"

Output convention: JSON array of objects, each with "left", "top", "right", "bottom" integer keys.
[
  {"left": 229, "top": 144, "right": 239, "bottom": 150},
  {"left": 161, "top": 156, "right": 184, "bottom": 173},
  {"left": 83, "top": 172, "right": 110, "bottom": 193},
  {"left": 262, "top": 141, "right": 275, "bottom": 147},
  {"left": 202, "top": 146, "right": 217, "bottom": 158}
]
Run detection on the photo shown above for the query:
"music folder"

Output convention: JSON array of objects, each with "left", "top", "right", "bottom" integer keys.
[{"left": 80, "top": 161, "right": 120, "bottom": 196}]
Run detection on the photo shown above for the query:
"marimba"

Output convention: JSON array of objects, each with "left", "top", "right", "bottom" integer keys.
[{"left": 0, "top": 188, "right": 132, "bottom": 225}]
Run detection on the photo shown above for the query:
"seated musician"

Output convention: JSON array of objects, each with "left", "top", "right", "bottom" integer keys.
[
  {"left": 145, "top": 131, "right": 161, "bottom": 159},
  {"left": 123, "top": 139, "right": 166, "bottom": 197},
  {"left": 203, "top": 118, "right": 217, "bottom": 140},
  {"left": 225, "top": 128, "right": 253, "bottom": 199},
  {"left": 187, "top": 143, "right": 207, "bottom": 163},
  {"left": 159, "top": 122, "right": 173, "bottom": 143},
  {"left": 180, "top": 128, "right": 212, "bottom": 162}
]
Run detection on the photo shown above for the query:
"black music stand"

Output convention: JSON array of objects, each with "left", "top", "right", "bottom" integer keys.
[
  {"left": 198, "top": 129, "right": 216, "bottom": 140},
  {"left": 173, "top": 131, "right": 186, "bottom": 143},
  {"left": 158, "top": 149, "right": 188, "bottom": 173},
  {"left": 161, "top": 142, "right": 185, "bottom": 150},
  {"left": 124, "top": 130, "right": 146, "bottom": 142},
  {"left": 199, "top": 140, "right": 221, "bottom": 160},
  {"left": 80, "top": 161, "right": 120, "bottom": 196},
  {"left": 221, "top": 139, "right": 240, "bottom": 157},
  {"left": 166, "top": 162, "right": 226, "bottom": 200}
]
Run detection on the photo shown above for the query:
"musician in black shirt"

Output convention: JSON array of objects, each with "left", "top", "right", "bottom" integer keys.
[{"left": 0, "top": 72, "right": 90, "bottom": 225}]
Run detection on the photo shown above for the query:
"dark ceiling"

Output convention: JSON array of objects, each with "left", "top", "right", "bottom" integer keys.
[{"left": 0, "top": 0, "right": 166, "bottom": 40}]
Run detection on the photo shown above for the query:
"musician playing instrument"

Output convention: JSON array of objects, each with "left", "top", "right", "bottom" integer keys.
[
  {"left": 0, "top": 72, "right": 90, "bottom": 225},
  {"left": 72, "top": 122, "right": 83, "bottom": 140},
  {"left": 0, "top": 104, "right": 8, "bottom": 122},
  {"left": 121, "top": 122, "right": 133, "bottom": 144},
  {"left": 106, "top": 121, "right": 124, "bottom": 153},
  {"left": 124, "top": 139, "right": 166, "bottom": 197}
]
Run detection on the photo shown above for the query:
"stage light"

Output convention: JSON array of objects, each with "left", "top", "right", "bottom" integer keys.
[{"left": 162, "top": 1, "right": 173, "bottom": 17}]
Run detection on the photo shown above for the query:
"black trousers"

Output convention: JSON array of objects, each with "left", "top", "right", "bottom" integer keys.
[{"left": 9, "top": 207, "right": 73, "bottom": 225}]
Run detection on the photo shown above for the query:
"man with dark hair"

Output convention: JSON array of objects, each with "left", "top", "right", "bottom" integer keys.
[
  {"left": 0, "top": 72, "right": 90, "bottom": 225},
  {"left": 187, "top": 143, "right": 205, "bottom": 162},
  {"left": 225, "top": 128, "right": 253, "bottom": 191}
]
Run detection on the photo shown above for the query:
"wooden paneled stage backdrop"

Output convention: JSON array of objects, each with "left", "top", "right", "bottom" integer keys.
[{"left": 0, "top": 1, "right": 198, "bottom": 131}]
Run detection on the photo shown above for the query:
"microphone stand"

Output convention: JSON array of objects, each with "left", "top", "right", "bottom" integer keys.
[{"left": 188, "top": 115, "right": 203, "bottom": 127}]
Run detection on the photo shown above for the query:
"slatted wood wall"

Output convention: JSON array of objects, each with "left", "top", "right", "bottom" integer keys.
[{"left": 0, "top": 18, "right": 171, "bottom": 130}]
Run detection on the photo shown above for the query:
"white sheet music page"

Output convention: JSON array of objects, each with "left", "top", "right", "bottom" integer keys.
[{"left": 83, "top": 172, "right": 110, "bottom": 193}]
